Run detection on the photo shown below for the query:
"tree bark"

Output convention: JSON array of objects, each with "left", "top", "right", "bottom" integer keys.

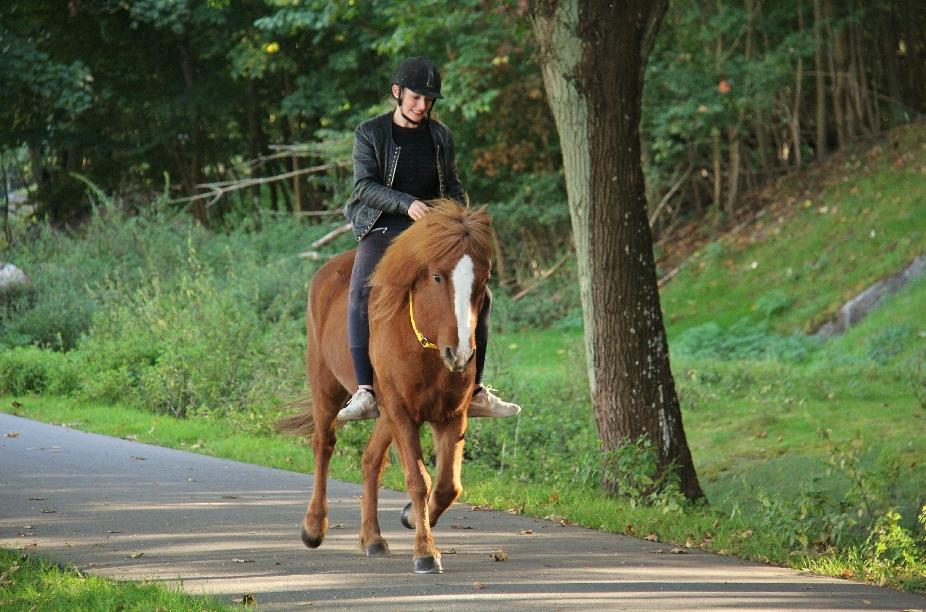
[
  {"left": 531, "top": 0, "right": 704, "bottom": 500},
  {"left": 813, "top": 0, "right": 827, "bottom": 161}
]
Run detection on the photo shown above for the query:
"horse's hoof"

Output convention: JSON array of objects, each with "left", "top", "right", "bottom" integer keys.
[
  {"left": 301, "top": 527, "right": 323, "bottom": 549},
  {"left": 414, "top": 555, "right": 443, "bottom": 574},
  {"left": 400, "top": 502, "right": 414, "bottom": 529},
  {"left": 364, "top": 541, "right": 390, "bottom": 557}
]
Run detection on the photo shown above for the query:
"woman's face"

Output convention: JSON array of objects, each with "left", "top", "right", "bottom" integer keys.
[{"left": 393, "top": 85, "right": 435, "bottom": 125}]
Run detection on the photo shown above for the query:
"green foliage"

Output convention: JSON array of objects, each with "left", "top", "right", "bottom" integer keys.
[
  {"left": 909, "top": 349, "right": 926, "bottom": 411},
  {"left": 601, "top": 437, "right": 686, "bottom": 512},
  {"left": 1, "top": 203, "right": 323, "bottom": 418},
  {"left": 867, "top": 324, "right": 912, "bottom": 364},
  {"left": 0, "top": 347, "right": 78, "bottom": 396},
  {"left": 0, "top": 549, "right": 230, "bottom": 611}
]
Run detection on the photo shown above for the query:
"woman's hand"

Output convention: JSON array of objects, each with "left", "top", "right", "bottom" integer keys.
[{"left": 407, "top": 200, "right": 430, "bottom": 220}]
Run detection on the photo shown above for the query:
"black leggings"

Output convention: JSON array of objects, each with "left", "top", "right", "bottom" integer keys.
[{"left": 347, "top": 222, "right": 491, "bottom": 387}]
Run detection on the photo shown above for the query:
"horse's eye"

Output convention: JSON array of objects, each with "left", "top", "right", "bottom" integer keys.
[{"left": 433, "top": 273, "right": 442, "bottom": 283}]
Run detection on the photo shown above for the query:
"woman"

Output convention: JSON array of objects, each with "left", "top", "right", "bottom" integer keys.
[{"left": 339, "top": 56, "right": 520, "bottom": 422}]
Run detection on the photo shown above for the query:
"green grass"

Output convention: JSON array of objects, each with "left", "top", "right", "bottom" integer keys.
[
  {"left": 662, "top": 122, "right": 926, "bottom": 335},
  {"left": 0, "top": 548, "right": 228, "bottom": 611}
]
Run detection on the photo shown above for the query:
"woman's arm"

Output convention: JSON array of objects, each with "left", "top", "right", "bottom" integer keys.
[{"left": 349, "top": 123, "right": 416, "bottom": 215}]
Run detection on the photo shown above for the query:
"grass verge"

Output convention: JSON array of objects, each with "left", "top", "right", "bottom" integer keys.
[{"left": 0, "top": 548, "right": 228, "bottom": 611}]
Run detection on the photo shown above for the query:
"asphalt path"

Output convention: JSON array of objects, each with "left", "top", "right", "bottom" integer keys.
[{"left": 1, "top": 413, "right": 924, "bottom": 611}]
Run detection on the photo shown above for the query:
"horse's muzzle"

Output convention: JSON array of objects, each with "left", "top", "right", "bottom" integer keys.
[{"left": 441, "top": 346, "right": 474, "bottom": 373}]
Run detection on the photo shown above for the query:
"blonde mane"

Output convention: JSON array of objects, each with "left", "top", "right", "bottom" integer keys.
[{"left": 368, "top": 199, "right": 493, "bottom": 322}]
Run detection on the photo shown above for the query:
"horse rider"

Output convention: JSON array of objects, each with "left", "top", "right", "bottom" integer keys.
[{"left": 338, "top": 56, "right": 521, "bottom": 422}]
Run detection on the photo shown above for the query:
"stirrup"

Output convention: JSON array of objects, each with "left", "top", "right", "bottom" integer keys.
[{"left": 337, "top": 388, "right": 380, "bottom": 421}]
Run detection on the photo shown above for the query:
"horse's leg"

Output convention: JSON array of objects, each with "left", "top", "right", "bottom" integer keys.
[
  {"left": 426, "top": 419, "right": 466, "bottom": 527},
  {"left": 389, "top": 411, "right": 441, "bottom": 573},
  {"left": 302, "top": 384, "right": 342, "bottom": 549},
  {"left": 359, "top": 418, "right": 392, "bottom": 557}
]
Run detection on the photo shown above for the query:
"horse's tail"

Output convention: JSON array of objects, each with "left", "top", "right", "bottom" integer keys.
[{"left": 275, "top": 393, "right": 315, "bottom": 436}]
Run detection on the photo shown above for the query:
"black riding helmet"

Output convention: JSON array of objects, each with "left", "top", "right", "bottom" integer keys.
[{"left": 391, "top": 57, "right": 442, "bottom": 99}]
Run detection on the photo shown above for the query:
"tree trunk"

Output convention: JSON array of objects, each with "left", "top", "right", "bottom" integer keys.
[
  {"left": 824, "top": 0, "right": 844, "bottom": 148},
  {"left": 813, "top": 0, "right": 827, "bottom": 161},
  {"left": 531, "top": 0, "right": 704, "bottom": 501},
  {"left": 791, "top": 0, "right": 804, "bottom": 169}
]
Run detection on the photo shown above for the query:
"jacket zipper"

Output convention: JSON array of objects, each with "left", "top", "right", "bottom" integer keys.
[
  {"left": 435, "top": 143, "right": 445, "bottom": 196},
  {"left": 359, "top": 144, "right": 401, "bottom": 240}
]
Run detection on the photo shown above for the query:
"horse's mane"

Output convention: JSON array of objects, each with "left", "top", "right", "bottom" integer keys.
[{"left": 369, "top": 199, "right": 494, "bottom": 322}]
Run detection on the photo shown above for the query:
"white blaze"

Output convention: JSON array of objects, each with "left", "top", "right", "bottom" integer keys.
[{"left": 451, "top": 254, "right": 475, "bottom": 359}]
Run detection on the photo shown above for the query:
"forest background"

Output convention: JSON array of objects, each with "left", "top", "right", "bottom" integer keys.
[{"left": 2, "top": 0, "right": 926, "bottom": 594}]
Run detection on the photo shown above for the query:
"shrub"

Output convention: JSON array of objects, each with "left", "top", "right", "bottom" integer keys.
[
  {"left": 867, "top": 323, "right": 913, "bottom": 364},
  {"left": 0, "top": 346, "right": 79, "bottom": 395},
  {"left": 674, "top": 318, "right": 818, "bottom": 362}
]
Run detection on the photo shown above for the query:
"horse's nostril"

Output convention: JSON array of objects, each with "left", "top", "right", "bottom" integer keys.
[{"left": 443, "top": 347, "right": 454, "bottom": 361}]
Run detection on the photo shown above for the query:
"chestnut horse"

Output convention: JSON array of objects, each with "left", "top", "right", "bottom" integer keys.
[{"left": 279, "top": 199, "right": 493, "bottom": 574}]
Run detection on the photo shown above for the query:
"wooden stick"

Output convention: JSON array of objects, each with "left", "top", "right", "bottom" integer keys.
[
  {"left": 306, "top": 223, "right": 352, "bottom": 251},
  {"left": 511, "top": 253, "right": 570, "bottom": 302}
]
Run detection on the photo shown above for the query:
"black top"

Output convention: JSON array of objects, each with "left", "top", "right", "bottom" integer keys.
[{"left": 373, "top": 122, "right": 440, "bottom": 231}]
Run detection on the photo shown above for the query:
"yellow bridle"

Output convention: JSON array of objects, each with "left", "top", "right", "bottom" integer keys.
[{"left": 409, "top": 289, "right": 439, "bottom": 350}]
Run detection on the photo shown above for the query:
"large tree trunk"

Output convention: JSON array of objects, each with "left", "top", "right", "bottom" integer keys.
[{"left": 531, "top": 0, "right": 704, "bottom": 500}]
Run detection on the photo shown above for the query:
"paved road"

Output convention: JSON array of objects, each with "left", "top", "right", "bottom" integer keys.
[{"left": 1, "top": 413, "right": 924, "bottom": 611}]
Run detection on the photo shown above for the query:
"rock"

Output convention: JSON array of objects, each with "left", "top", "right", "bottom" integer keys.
[
  {"left": 0, "top": 262, "right": 29, "bottom": 291},
  {"left": 815, "top": 254, "right": 926, "bottom": 338}
]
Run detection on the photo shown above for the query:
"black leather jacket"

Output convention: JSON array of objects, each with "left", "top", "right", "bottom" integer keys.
[{"left": 343, "top": 111, "right": 467, "bottom": 240}]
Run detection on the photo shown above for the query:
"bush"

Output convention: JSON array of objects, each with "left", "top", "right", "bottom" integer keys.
[
  {"left": 867, "top": 323, "right": 913, "bottom": 364},
  {"left": 0, "top": 346, "right": 80, "bottom": 395}
]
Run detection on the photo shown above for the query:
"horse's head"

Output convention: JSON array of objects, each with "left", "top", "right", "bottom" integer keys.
[
  {"left": 369, "top": 199, "right": 494, "bottom": 374},
  {"left": 414, "top": 247, "right": 491, "bottom": 372}
]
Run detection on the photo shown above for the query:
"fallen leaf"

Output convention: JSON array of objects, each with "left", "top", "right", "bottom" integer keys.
[
  {"left": 739, "top": 529, "right": 754, "bottom": 539},
  {"left": 11, "top": 401, "right": 22, "bottom": 409},
  {"left": 450, "top": 524, "right": 473, "bottom": 530},
  {"left": 124, "top": 435, "right": 138, "bottom": 441},
  {"left": 0, "top": 563, "right": 21, "bottom": 584},
  {"left": 489, "top": 549, "right": 508, "bottom": 562},
  {"left": 41, "top": 509, "right": 56, "bottom": 514},
  {"left": 625, "top": 524, "right": 636, "bottom": 535},
  {"left": 5, "top": 432, "right": 20, "bottom": 438},
  {"left": 472, "top": 581, "right": 485, "bottom": 590},
  {"left": 232, "top": 558, "right": 254, "bottom": 564},
  {"left": 128, "top": 552, "right": 144, "bottom": 558},
  {"left": 28, "top": 497, "right": 44, "bottom": 501},
  {"left": 131, "top": 456, "right": 146, "bottom": 461},
  {"left": 332, "top": 523, "right": 344, "bottom": 529},
  {"left": 670, "top": 546, "right": 687, "bottom": 554},
  {"left": 233, "top": 593, "right": 256, "bottom": 605},
  {"left": 222, "top": 495, "right": 239, "bottom": 499},
  {"left": 107, "top": 530, "right": 121, "bottom": 534},
  {"left": 519, "top": 529, "right": 534, "bottom": 535},
  {"left": 685, "top": 536, "right": 695, "bottom": 548},
  {"left": 644, "top": 533, "right": 659, "bottom": 542},
  {"left": 443, "top": 548, "right": 456, "bottom": 554}
]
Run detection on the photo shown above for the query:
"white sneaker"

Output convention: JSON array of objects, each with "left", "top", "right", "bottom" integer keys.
[
  {"left": 337, "top": 388, "right": 380, "bottom": 421},
  {"left": 468, "top": 387, "right": 521, "bottom": 418}
]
